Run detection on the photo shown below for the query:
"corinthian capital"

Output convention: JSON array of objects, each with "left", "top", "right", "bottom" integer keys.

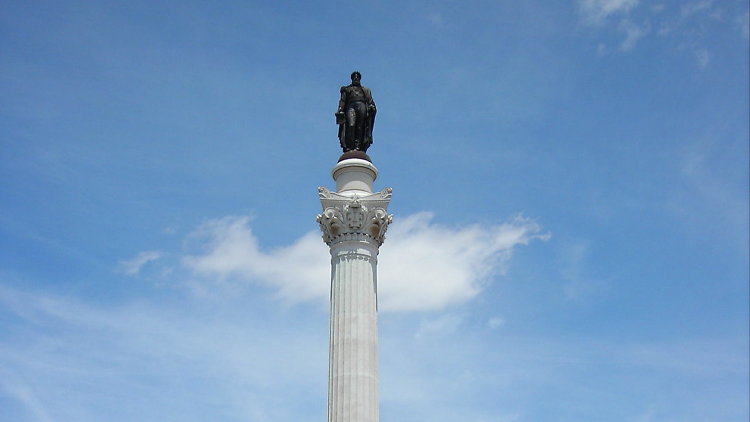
[{"left": 317, "top": 193, "right": 393, "bottom": 247}]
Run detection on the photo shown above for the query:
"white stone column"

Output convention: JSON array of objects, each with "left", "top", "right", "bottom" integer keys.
[{"left": 317, "top": 158, "right": 392, "bottom": 422}]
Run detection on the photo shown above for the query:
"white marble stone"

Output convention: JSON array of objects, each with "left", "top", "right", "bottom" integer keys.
[
  {"left": 331, "top": 158, "right": 378, "bottom": 195},
  {"left": 317, "top": 158, "right": 392, "bottom": 422},
  {"left": 328, "top": 243, "right": 379, "bottom": 422}
]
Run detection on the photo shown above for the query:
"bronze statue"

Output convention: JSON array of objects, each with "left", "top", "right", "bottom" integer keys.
[{"left": 336, "top": 71, "right": 376, "bottom": 153}]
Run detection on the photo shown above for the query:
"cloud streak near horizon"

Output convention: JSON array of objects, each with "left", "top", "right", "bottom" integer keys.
[{"left": 1, "top": 280, "right": 745, "bottom": 422}]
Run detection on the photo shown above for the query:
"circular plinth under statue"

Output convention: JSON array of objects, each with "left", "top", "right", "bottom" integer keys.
[
  {"left": 338, "top": 150, "right": 371, "bottom": 163},
  {"left": 332, "top": 156, "right": 378, "bottom": 194}
]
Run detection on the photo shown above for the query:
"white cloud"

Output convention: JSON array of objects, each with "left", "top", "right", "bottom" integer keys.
[
  {"left": 656, "top": 21, "right": 672, "bottom": 36},
  {"left": 674, "top": 143, "right": 749, "bottom": 251},
  {"left": 180, "top": 213, "right": 547, "bottom": 312},
  {"left": 117, "top": 251, "right": 162, "bottom": 275},
  {"left": 0, "top": 284, "right": 328, "bottom": 422},
  {"left": 1, "top": 283, "right": 745, "bottom": 422},
  {"left": 619, "top": 19, "right": 650, "bottom": 51},
  {"left": 738, "top": 9, "right": 749, "bottom": 40},
  {"left": 425, "top": 12, "right": 443, "bottom": 26},
  {"left": 1, "top": 378, "right": 53, "bottom": 422},
  {"left": 416, "top": 314, "right": 464, "bottom": 338},
  {"left": 182, "top": 216, "right": 330, "bottom": 304},
  {"left": 680, "top": 0, "right": 714, "bottom": 19},
  {"left": 558, "top": 240, "right": 609, "bottom": 303},
  {"left": 488, "top": 317, "right": 506, "bottom": 329},
  {"left": 578, "top": 0, "right": 649, "bottom": 53},
  {"left": 583, "top": 0, "right": 735, "bottom": 60},
  {"left": 630, "top": 407, "right": 656, "bottom": 422},
  {"left": 579, "top": 0, "right": 640, "bottom": 25},
  {"left": 378, "top": 213, "right": 546, "bottom": 311},
  {"left": 694, "top": 48, "right": 710, "bottom": 67}
]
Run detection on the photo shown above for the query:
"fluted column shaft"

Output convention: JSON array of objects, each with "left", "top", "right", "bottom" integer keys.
[{"left": 327, "top": 239, "right": 379, "bottom": 422}]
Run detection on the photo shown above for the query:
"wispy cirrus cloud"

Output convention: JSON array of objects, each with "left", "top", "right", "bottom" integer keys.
[
  {"left": 579, "top": 0, "right": 647, "bottom": 52},
  {"left": 180, "top": 212, "right": 547, "bottom": 312},
  {"left": 558, "top": 239, "right": 610, "bottom": 303},
  {"left": 1, "top": 280, "right": 745, "bottom": 422},
  {"left": 0, "top": 284, "right": 327, "bottom": 422},
  {"left": 680, "top": 0, "right": 715, "bottom": 19},
  {"left": 737, "top": 9, "right": 749, "bottom": 40},
  {"left": 425, "top": 12, "right": 444, "bottom": 26},
  {"left": 117, "top": 251, "right": 162, "bottom": 275},
  {"left": 581, "top": 0, "right": 739, "bottom": 62},
  {"left": 618, "top": 19, "right": 650, "bottom": 51},
  {"left": 578, "top": 0, "right": 640, "bottom": 25}
]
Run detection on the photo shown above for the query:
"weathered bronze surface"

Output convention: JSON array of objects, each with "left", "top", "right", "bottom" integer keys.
[{"left": 336, "top": 71, "right": 376, "bottom": 153}]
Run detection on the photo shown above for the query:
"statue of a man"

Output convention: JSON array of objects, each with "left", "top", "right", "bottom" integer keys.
[{"left": 336, "top": 71, "right": 376, "bottom": 153}]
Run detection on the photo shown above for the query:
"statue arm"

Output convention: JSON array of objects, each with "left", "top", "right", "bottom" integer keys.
[
  {"left": 337, "top": 87, "right": 347, "bottom": 113},
  {"left": 365, "top": 88, "right": 376, "bottom": 112},
  {"left": 336, "top": 87, "right": 347, "bottom": 125}
]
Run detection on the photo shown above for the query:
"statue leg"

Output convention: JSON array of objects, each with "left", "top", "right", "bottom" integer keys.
[
  {"left": 346, "top": 107, "right": 357, "bottom": 151},
  {"left": 352, "top": 103, "right": 367, "bottom": 150},
  {"left": 338, "top": 124, "right": 347, "bottom": 151}
]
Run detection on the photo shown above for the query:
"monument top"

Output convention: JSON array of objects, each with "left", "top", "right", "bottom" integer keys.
[{"left": 336, "top": 71, "right": 376, "bottom": 155}]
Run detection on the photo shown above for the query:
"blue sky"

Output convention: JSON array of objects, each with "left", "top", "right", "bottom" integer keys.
[{"left": 1, "top": 0, "right": 748, "bottom": 421}]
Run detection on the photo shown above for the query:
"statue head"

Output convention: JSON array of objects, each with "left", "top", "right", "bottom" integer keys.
[{"left": 350, "top": 71, "right": 362, "bottom": 85}]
